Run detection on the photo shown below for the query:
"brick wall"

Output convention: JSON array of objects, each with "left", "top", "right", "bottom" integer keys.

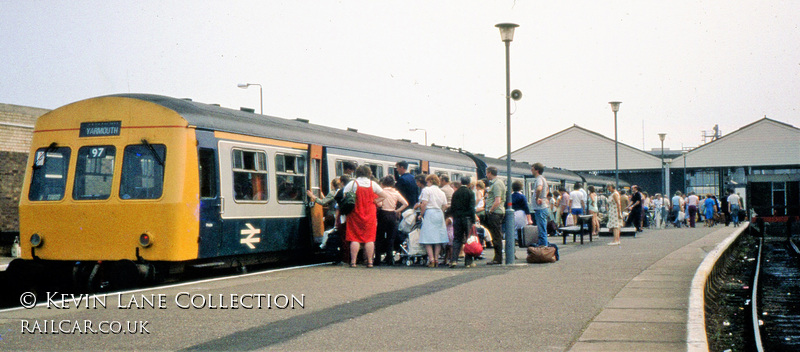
[{"left": 0, "top": 103, "right": 49, "bottom": 241}]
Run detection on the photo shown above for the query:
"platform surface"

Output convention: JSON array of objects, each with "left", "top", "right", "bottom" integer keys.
[{"left": 0, "top": 225, "right": 740, "bottom": 351}]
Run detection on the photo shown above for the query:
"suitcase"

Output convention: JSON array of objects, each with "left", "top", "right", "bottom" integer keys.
[{"left": 520, "top": 225, "right": 538, "bottom": 247}]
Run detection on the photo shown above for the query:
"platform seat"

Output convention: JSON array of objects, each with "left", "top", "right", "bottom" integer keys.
[
  {"left": 598, "top": 227, "right": 637, "bottom": 237},
  {"left": 558, "top": 225, "right": 593, "bottom": 244}
]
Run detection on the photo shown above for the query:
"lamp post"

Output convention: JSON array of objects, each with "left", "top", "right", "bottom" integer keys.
[
  {"left": 682, "top": 150, "right": 688, "bottom": 193},
  {"left": 496, "top": 22, "right": 518, "bottom": 265},
  {"left": 658, "top": 133, "right": 666, "bottom": 195},
  {"left": 237, "top": 83, "right": 263, "bottom": 114},
  {"left": 609, "top": 101, "right": 621, "bottom": 190},
  {"left": 409, "top": 128, "right": 427, "bottom": 146}
]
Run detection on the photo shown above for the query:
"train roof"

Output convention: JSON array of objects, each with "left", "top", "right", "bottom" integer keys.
[
  {"left": 472, "top": 155, "right": 531, "bottom": 178},
  {"left": 578, "top": 172, "right": 629, "bottom": 188},
  {"left": 475, "top": 155, "right": 583, "bottom": 181},
  {"left": 105, "top": 94, "right": 474, "bottom": 168}
]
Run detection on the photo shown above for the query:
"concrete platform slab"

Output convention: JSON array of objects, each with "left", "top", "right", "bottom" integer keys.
[
  {"left": 593, "top": 308, "right": 686, "bottom": 323},
  {"left": 578, "top": 321, "right": 686, "bottom": 342},
  {"left": 570, "top": 341, "right": 685, "bottom": 352},
  {"left": 606, "top": 296, "right": 688, "bottom": 309}
]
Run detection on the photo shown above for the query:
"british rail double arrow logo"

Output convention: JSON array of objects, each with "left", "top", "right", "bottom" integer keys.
[{"left": 240, "top": 223, "right": 261, "bottom": 249}]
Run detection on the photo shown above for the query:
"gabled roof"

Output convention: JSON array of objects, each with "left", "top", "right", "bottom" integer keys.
[
  {"left": 512, "top": 124, "right": 661, "bottom": 161},
  {"left": 508, "top": 124, "right": 662, "bottom": 171},
  {"left": 671, "top": 117, "right": 800, "bottom": 168}
]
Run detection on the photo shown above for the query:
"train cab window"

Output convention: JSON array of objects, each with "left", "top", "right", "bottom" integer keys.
[
  {"left": 335, "top": 160, "right": 358, "bottom": 177},
  {"left": 452, "top": 173, "right": 463, "bottom": 182},
  {"left": 276, "top": 154, "right": 306, "bottom": 202},
  {"left": 73, "top": 146, "right": 116, "bottom": 200},
  {"left": 232, "top": 149, "right": 268, "bottom": 202},
  {"left": 120, "top": 144, "right": 166, "bottom": 200},
  {"left": 28, "top": 146, "right": 71, "bottom": 201},
  {"left": 198, "top": 148, "right": 217, "bottom": 198}
]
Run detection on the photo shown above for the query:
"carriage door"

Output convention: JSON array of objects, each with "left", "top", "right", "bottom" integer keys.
[
  {"left": 308, "top": 145, "right": 326, "bottom": 244},
  {"left": 420, "top": 160, "right": 430, "bottom": 175},
  {"left": 197, "top": 144, "right": 223, "bottom": 258}
]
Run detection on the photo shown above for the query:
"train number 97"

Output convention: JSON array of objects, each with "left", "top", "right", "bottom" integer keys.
[{"left": 88, "top": 147, "right": 106, "bottom": 158}]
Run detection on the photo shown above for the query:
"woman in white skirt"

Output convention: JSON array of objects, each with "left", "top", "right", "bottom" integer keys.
[{"left": 417, "top": 174, "right": 449, "bottom": 267}]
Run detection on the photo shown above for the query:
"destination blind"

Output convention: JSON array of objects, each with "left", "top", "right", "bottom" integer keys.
[{"left": 80, "top": 121, "right": 121, "bottom": 137}]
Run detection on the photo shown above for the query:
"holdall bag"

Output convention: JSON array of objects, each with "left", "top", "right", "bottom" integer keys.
[
  {"left": 464, "top": 234, "right": 483, "bottom": 257},
  {"left": 526, "top": 245, "right": 557, "bottom": 263}
]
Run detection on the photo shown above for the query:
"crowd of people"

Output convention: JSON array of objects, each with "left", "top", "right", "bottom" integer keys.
[
  {"left": 307, "top": 160, "right": 746, "bottom": 268},
  {"left": 307, "top": 161, "right": 559, "bottom": 268}
]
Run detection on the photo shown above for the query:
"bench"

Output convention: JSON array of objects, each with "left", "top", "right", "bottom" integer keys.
[
  {"left": 558, "top": 215, "right": 595, "bottom": 244},
  {"left": 597, "top": 227, "right": 637, "bottom": 237}
]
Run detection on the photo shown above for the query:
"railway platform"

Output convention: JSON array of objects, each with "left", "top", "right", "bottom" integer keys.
[
  {"left": 0, "top": 224, "right": 742, "bottom": 351},
  {"left": 0, "top": 256, "right": 12, "bottom": 271}
]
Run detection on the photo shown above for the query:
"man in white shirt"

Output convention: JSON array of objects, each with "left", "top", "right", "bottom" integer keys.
[
  {"left": 671, "top": 191, "right": 684, "bottom": 228},
  {"left": 568, "top": 182, "right": 587, "bottom": 224},
  {"left": 727, "top": 190, "right": 742, "bottom": 227}
]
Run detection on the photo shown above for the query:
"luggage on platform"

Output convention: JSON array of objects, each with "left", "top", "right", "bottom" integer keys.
[{"left": 526, "top": 244, "right": 558, "bottom": 263}]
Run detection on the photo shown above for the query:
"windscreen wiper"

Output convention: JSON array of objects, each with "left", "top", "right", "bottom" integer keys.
[{"left": 141, "top": 139, "right": 164, "bottom": 166}]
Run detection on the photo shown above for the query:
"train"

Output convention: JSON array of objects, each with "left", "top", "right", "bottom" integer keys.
[{"left": 8, "top": 93, "right": 626, "bottom": 292}]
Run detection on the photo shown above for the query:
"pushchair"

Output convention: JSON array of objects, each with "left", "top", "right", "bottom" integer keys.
[{"left": 397, "top": 211, "right": 428, "bottom": 266}]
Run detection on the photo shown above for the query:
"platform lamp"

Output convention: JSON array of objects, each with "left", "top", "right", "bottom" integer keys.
[
  {"left": 659, "top": 133, "right": 666, "bottom": 195},
  {"left": 496, "top": 22, "right": 519, "bottom": 265},
  {"left": 682, "top": 150, "right": 688, "bottom": 193},
  {"left": 409, "top": 128, "right": 427, "bottom": 146},
  {"left": 237, "top": 83, "right": 263, "bottom": 114},
  {"left": 609, "top": 101, "right": 622, "bottom": 190}
]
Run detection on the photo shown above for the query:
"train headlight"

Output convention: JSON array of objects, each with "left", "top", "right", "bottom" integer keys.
[
  {"left": 30, "top": 233, "right": 43, "bottom": 247},
  {"left": 139, "top": 233, "right": 153, "bottom": 248}
]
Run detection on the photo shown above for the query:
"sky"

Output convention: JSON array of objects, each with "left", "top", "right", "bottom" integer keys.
[{"left": 3, "top": 1, "right": 800, "bottom": 158}]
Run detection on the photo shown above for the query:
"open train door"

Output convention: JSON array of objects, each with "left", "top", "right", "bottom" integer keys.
[
  {"left": 420, "top": 160, "right": 429, "bottom": 175},
  {"left": 308, "top": 144, "right": 325, "bottom": 246}
]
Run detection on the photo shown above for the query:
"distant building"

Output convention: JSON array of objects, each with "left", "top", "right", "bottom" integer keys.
[
  {"left": 509, "top": 118, "right": 800, "bottom": 211},
  {"left": 0, "top": 103, "right": 50, "bottom": 244}
]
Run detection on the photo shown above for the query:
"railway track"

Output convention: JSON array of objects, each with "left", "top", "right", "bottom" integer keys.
[{"left": 752, "top": 235, "right": 800, "bottom": 351}]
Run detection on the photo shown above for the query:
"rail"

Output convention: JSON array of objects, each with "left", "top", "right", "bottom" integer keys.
[{"left": 751, "top": 236, "right": 764, "bottom": 352}]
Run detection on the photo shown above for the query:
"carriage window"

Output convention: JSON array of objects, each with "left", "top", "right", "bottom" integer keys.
[
  {"left": 198, "top": 148, "right": 217, "bottom": 198},
  {"left": 276, "top": 154, "right": 306, "bottom": 202},
  {"left": 73, "top": 146, "right": 116, "bottom": 200},
  {"left": 120, "top": 144, "right": 166, "bottom": 200},
  {"left": 335, "top": 160, "right": 358, "bottom": 177},
  {"left": 232, "top": 149, "right": 268, "bottom": 202},
  {"left": 367, "top": 164, "right": 384, "bottom": 179},
  {"left": 28, "top": 147, "right": 71, "bottom": 201}
]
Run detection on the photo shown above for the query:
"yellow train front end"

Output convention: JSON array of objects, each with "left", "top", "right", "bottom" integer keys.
[{"left": 14, "top": 96, "right": 200, "bottom": 290}]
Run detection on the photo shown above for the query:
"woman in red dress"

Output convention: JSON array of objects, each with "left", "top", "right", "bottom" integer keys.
[{"left": 343, "top": 165, "right": 387, "bottom": 267}]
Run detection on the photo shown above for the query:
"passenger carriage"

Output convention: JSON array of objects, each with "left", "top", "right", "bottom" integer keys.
[{"left": 13, "top": 94, "right": 478, "bottom": 290}]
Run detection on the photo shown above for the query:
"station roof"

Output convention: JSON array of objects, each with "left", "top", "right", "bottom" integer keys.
[
  {"left": 672, "top": 117, "right": 800, "bottom": 168},
  {"left": 509, "top": 124, "right": 662, "bottom": 171}
]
